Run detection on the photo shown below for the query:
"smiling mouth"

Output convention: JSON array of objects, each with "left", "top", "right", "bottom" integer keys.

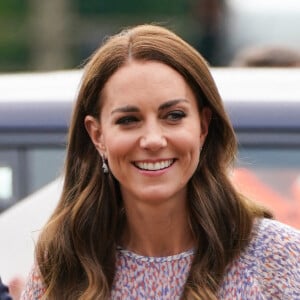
[{"left": 134, "top": 159, "right": 175, "bottom": 171}]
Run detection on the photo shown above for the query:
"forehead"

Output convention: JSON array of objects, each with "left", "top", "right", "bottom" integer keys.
[{"left": 101, "top": 60, "right": 196, "bottom": 106}]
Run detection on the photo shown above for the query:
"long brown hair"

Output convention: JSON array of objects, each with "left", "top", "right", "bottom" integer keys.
[{"left": 36, "top": 24, "right": 271, "bottom": 299}]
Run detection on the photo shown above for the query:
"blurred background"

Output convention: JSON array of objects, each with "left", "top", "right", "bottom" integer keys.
[
  {"left": 0, "top": 0, "right": 300, "bottom": 214},
  {"left": 1, "top": 0, "right": 300, "bottom": 216},
  {"left": 0, "top": 1, "right": 300, "bottom": 296},
  {"left": 1, "top": 0, "right": 300, "bottom": 73}
]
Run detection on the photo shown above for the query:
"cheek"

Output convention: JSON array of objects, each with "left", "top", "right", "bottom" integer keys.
[
  {"left": 102, "top": 133, "right": 135, "bottom": 164},
  {"left": 175, "top": 125, "right": 201, "bottom": 151},
  {"left": 174, "top": 133, "right": 201, "bottom": 166}
]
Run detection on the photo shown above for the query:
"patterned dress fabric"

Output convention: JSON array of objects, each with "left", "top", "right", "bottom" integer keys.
[{"left": 21, "top": 218, "right": 300, "bottom": 299}]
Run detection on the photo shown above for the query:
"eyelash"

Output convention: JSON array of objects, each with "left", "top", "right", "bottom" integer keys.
[
  {"left": 115, "top": 116, "right": 139, "bottom": 125},
  {"left": 166, "top": 110, "right": 186, "bottom": 122},
  {"left": 115, "top": 110, "right": 186, "bottom": 126}
]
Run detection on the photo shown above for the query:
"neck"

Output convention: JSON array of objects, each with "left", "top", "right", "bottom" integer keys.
[{"left": 120, "top": 200, "right": 195, "bottom": 257}]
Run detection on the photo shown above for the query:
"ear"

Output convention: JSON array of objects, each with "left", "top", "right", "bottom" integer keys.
[
  {"left": 200, "top": 107, "right": 212, "bottom": 145},
  {"left": 84, "top": 115, "right": 106, "bottom": 154}
]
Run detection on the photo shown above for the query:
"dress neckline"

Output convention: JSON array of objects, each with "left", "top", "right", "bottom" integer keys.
[{"left": 116, "top": 246, "right": 195, "bottom": 263}]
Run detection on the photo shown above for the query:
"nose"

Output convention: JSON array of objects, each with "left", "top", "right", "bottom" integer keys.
[{"left": 139, "top": 122, "right": 167, "bottom": 151}]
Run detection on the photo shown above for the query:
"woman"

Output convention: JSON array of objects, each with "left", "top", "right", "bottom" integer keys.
[{"left": 22, "top": 24, "right": 300, "bottom": 299}]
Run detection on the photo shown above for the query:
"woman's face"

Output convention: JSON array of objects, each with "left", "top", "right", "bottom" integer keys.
[{"left": 85, "top": 60, "right": 211, "bottom": 206}]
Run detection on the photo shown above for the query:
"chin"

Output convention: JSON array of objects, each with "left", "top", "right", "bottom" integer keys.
[{"left": 137, "top": 187, "right": 185, "bottom": 205}]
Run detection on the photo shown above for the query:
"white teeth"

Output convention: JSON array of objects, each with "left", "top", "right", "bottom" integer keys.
[{"left": 135, "top": 159, "right": 173, "bottom": 171}]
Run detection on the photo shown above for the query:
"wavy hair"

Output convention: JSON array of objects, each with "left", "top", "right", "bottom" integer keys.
[{"left": 36, "top": 24, "right": 271, "bottom": 299}]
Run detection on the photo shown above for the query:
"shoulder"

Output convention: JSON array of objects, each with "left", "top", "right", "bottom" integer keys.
[
  {"left": 248, "top": 218, "right": 300, "bottom": 259},
  {"left": 220, "top": 218, "right": 300, "bottom": 298},
  {"left": 242, "top": 218, "right": 299, "bottom": 295},
  {"left": 20, "top": 265, "right": 46, "bottom": 300}
]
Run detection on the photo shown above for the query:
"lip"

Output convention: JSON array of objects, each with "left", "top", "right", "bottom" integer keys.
[{"left": 133, "top": 158, "right": 175, "bottom": 171}]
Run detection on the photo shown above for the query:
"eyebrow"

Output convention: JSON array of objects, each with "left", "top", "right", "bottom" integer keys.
[
  {"left": 159, "top": 99, "right": 188, "bottom": 110},
  {"left": 111, "top": 99, "right": 189, "bottom": 115}
]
